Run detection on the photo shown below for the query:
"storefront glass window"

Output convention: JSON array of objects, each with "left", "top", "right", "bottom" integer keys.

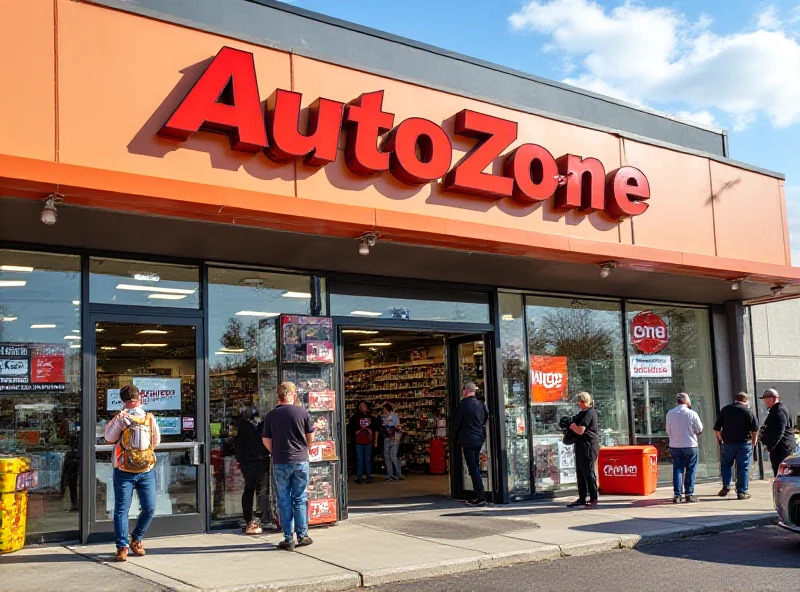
[
  {"left": 0, "top": 250, "right": 81, "bottom": 540},
  {"left": 526, "top": 296, "right": 629, "bottom": 492},
  {"left": 626, "top": 304, "right": 718, "bottom": 481},
  {"left": 330, "top": 283, "right": 490, "bottom": 324},
  {"left": 207, "top": 268, "right": 312, "bottom": 525},
  {"left": 90, "top": 258, "right": 200, "bottom": 309},
  {"left": 498, "top": 292, "right": 531, "bottom": 497}
]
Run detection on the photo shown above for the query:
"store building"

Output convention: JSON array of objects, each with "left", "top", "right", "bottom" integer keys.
[{"left": 0, "top": 0, "right": 797, "bottom": 544}]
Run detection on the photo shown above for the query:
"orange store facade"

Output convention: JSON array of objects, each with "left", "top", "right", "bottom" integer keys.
[{"left": 0, "top": 0, "right": 798, "bottom": 544}]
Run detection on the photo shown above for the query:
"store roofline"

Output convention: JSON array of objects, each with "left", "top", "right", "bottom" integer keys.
[{"left": 87, "top": 0, "right": 737, "bottom": 160}]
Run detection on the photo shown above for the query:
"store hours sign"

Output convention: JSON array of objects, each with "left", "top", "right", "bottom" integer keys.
[{"left": 0, "top": 344, "right": 67, "bottom": 393}]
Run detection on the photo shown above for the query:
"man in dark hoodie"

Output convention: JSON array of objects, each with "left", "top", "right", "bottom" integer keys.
[
  {"left": 235, "top": 403, "right": 270, "bottom": 534},
  {"left": 453, "top": 382, "right": 488, "bottom": 507},
  {"left": 759, "top": 388, "right": 795, "bottom": 476}
]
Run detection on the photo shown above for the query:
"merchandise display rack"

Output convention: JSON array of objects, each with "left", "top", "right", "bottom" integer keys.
[
  {"left": 345, "top": 360, "right": 448, "bottom": 471},
  {"left": 259, "top": 315, "right": 339, "bottom": 527}
]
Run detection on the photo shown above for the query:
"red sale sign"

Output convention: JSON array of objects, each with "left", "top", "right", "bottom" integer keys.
[
  {"left": 630, "top": 311, "right": 669, "bottom": 354},
  {"left": 308, "top": 498, "right": 337, "bottom": 525}
]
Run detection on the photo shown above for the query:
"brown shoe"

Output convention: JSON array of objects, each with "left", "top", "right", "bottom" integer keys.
[
  {"left": 130, "top": 540, "right": 146, "bottom": 557},
  {"left": 244, "top": 521, "right": 263, "bottom": 535},
  {"left": 115, "top": 547, "right": 128, "bottom": 562}
]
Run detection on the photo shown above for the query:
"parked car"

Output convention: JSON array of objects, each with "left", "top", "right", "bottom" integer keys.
[{"left": 773, "top": 454, "right": 800, "bottom": 534}]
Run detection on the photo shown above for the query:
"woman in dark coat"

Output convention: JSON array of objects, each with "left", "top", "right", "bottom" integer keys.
[{"left": 567, "top": 391, "right": 600, "bottom": 509}]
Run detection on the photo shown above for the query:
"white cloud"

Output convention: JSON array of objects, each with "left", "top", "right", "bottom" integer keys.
[
  {"left": 674, "top": 110, "right": 719, "bottom": 128},
  {"left": 509, "top": 0, "right": 800, "bottom": 130}
]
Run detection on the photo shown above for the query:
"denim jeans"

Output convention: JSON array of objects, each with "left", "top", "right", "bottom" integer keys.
[
  {"left": 462, "top": 446, "right": 485, "bottom": 500},
  {"left": 670, "top": 447, "right": 699, "bottom": 497},
  {"left": 113, "top": 468, "right": 157, "bottom": 551},
  {"left": 355, "top": 444, "right": 372, "bottom": 481},
  {"left": 721, "top": 442, "right": 752, "bottom": 493},
  {"left": 383, "top": 439, "right": 401, "bottom": 479},
  {"left": 273, "top": 462, "right": 310, "bottom": 542}
]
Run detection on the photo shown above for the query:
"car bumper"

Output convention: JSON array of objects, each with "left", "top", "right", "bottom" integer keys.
[{"left": 772, "top": 475, "right": 800, "bottom": 533}]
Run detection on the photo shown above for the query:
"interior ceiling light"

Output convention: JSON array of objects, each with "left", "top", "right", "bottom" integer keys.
[
  {"left": 138, "top": 329, "right": 168, "bottom": 335},
  {"left": 235, "top": 311, "right": 279, "bottom": 317},
  {"left": 1, "top": 317, "right": 18, "bottom": 322},
  {"left": 31, "top": 324, "right": 56, "bottom": 329},
  {"left": 218, "top": 347, "right": 246, "bottom": 353},
  {"left": 133, "top": 273, "right": 160, "bottom": 282},
  {"left": 342, "top": 329, "right": 380, "bottom": 334},
  {"left": 350, "top": 310, "right": 382, "bottom": 317},
  {"left": 282, "top": 291, "right": 312, "bottom": 299},
  {"left": 121, "top": 343, "right": 168, "bottom": 348},
  {"left": 501, "top": 314, "right": 514, "bottom": 321},
  {"left": 0, "top": 280, "right": 27, "bottom": 288},
  {"left": 72, "top": 300, "right": 80, "bottom": 306},
  {"left": 63, "top": 335, "right": 81, "bottom": 340},
  {"left": 95, "top": 327, "right": 105, "bottom": 332},
  {"left": 240, "top": 278, "right": 264, "bottom": 286},
  {"left": 101, "top": 346, "right": 117, "bottom": 351},
  {"left": 116, "top": 284, "right": 195, "bottom": 294},
  {"left": 358, "top": 232, "right": 378, "bottom": 256},
  {"left": 598, "top": 261, "right": 619, "bottom": 279},
  {"left": 359, "top": 342, "right": 392, "bottom": 347},
  {"left": 41, "top": 194, "right": 63, "bottom": 226},
  {"left": 148, "top": 294, "right": 187, "bottom": 300},
  {"left": 0, "top": 265, "right": 33, "bottom": 272}
]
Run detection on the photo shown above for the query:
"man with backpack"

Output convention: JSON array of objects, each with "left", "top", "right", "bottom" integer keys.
[{"left": 104, "top": 385, "right": 161, "bottom": 562}]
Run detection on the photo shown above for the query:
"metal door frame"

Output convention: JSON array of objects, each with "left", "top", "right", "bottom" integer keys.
[{"left": 81, "top": 311, "right": 208, "bottom": 544}]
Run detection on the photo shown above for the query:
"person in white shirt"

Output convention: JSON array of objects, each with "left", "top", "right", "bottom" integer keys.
[{"left": 665, "top": 392, "right": 703, "bottom": 504}]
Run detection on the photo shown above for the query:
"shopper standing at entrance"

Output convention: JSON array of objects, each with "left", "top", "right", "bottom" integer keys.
[
  {"left": 453, "top": 382, "right": 487, "bottom": 507},
  {"left": 262, "top": 382, "right": 316, "bottom": 552},
  {"left": 381, "top": 403, "right": 403, "bottom": 481},
  {"left": 666, "top": 392, "right": 704, "bottom": 504},
  {"left": 566, "top": 392, "right": 600, "bottom": 509},
  {"left": 235, "top": 404, "right": 270, "bottom": 534},
  {"left": 350, "top": 402, "right": 378, "bottom": 484},
  {"left": 759, "top": 388, "right": 795, "bottom": 476},
  {"left": 103, "top": 385, "right": 161, "bottom": 562},
  {"left": 714, "top": 392, "right": 758, "bottom": 499}
]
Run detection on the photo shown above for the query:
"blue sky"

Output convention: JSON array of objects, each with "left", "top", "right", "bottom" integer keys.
[{"left": 282, "top": 0, "right": 800, "bottom": 261}]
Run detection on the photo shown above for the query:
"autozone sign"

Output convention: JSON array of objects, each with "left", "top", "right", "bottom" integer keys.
[{"left": 158, "top": 47, "right": 651, "bottom": 219}]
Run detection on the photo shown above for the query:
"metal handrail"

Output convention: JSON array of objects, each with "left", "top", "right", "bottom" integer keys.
[{"left": 94, "top": 441, "right": 201, "bottom": 453}]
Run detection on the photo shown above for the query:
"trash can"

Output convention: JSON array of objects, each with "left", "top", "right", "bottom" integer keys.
[
  {"left": 598, "top": 446, "right": 658, "bottom": 496},
  {"left": 0, "top": 455, "right": 37, "bottom": 554}
]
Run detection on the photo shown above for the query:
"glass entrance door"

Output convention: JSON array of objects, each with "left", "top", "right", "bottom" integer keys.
[
  {"left": 86, "top": 316, "right": 206, "bottom": 542},
  {"left": 448, "top": 336, "right": 493, "bottom": 501}
]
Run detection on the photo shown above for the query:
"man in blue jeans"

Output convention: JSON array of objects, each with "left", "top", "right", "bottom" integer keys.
[
  {"left": 714, "top": 392, "right": 759, "bottom": 499},
  {"left": 263, "top": 382, "right": 316, "bottom": 551},
  {"left": 665, "top": 392, "right": 703, "bottom": 504},
  {"left": 103, "top": 385, "right": 161, "bottom": 562}
]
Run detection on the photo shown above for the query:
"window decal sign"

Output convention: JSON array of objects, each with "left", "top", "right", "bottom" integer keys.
[
  {"left": 107, "top": 377, "right": 182, "bottom": 410},
  {"left": 630, "top": 311, "right": 669, "bottom": 354},
  {"left": 158, "top": 47, "right": 651, "bottom": 220},
  {"left": 530, "top": 355, "right": 568, "bottom": 404},
  {"left": 0, "top": 344, "right": 67, "bottom": 393},
  {"left": 629, "top": 354, "right": 672, "bottom": 378}
]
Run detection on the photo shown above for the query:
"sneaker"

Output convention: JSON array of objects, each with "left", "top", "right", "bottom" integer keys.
[
  {"left": 115, "top": 547, "right": 128, "bottom": 562},
  {"left": 296, "top": 535, "right": 314, "bottom": 547},
  {"left": 586, "top": 500, "right": 598, "bottom": 509},
  {"left": 278, "top": 539, "right": 295, "bottom": 552},
  {"left": 684, "top": 495, "right": 697, "bottom": 503},
  {"left": 466, "top": 499, "right": 486, "bottom": 507},
  {"left": 130, "top": 540, "right": 145, "bottom": 557},
  {"left": 567, "top": 499, "right": 587, "bottom": 508},
  {"left": 737, "top": 492, "right": 751, "bottom": 500},
  {"left": 718, "top": 487, "right": 730, "bottom": 497},
  {"left": 244, "top": 521, "right": 263, "bottom": 535},
  {"left": 672, "top": 495, "right": 681, "bottom": 504},
  {"left": 385, "top": 476, "right": 393, "bottom": 481}
]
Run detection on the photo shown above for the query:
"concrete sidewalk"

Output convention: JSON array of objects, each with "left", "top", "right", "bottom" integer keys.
[{"left": 0, "top": 481, "right": 777, "bottom": 592}]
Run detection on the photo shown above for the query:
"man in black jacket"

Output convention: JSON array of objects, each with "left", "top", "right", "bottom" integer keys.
[
  {"left": 759, "top": 388, "right": 795, "bottom": 476},
  {"left": 453, "top": 382, "right": 487, "bottom": 507}
]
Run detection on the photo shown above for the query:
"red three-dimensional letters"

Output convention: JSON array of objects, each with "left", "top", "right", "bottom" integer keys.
[{"left": 158, "top": 47, "right": 267, "bottom": 153}]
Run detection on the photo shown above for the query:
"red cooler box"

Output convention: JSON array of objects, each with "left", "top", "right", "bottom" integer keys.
[{"left": 598, "top": 446, "right": 658, "bottom": 495}]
